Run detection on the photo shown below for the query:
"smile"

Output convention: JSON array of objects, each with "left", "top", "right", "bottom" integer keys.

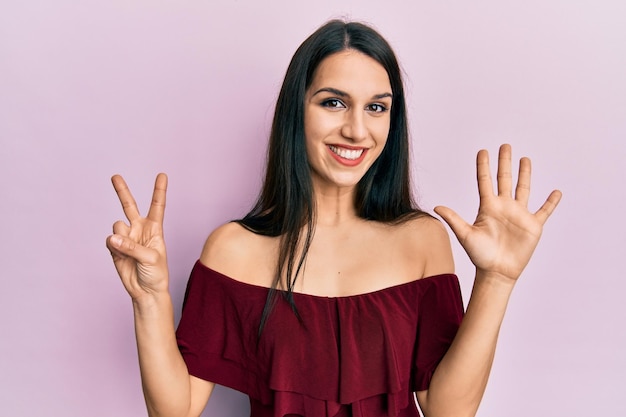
[{"left": 328, "top": 145, "right": 365, "bottom": 160}]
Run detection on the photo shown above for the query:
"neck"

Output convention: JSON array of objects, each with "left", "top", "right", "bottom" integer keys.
[{"left": 312, "top": 183, "right": 360, "bottom": 227}]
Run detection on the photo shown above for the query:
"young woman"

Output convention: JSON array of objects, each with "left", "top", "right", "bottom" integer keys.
[{"left": 106, "top": 20, "right": 561, "bottom": 417}]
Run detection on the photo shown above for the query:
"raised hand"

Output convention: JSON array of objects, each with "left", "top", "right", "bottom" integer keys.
[
  {"left": 106, "top": 173, "right": 169, "bottom": 300},
  {"left": 434, "top": 144, "right": 561, "bottom": 282}
]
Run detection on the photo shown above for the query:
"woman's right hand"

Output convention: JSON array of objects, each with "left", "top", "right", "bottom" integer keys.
[{"left": 106, "top": 173, "right": 169, "bottom": 301}]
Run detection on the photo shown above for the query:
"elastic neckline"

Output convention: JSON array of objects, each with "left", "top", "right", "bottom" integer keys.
[{"left": 195, "top": 260, "right": 457, "bottom": 300}]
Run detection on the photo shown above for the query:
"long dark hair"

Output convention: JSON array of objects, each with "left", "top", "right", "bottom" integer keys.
[{"left": 237, "top": 20, "right": 427, "bottom": 333}]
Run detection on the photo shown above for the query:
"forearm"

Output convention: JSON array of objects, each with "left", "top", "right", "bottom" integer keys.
[
  {"left": 133, "top": 293, "right": 193, "bottom": 417},
  {"left": 421, "top": 270, "right": 515, "bottom": 417}
]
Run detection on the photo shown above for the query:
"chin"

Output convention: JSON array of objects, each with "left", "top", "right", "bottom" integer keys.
[{"left": 324, "top": 173, "right": 367, "bottom": 190}]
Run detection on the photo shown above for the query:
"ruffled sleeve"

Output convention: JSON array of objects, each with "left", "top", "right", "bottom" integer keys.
[
  {"left": 411, "top": 274, "right": 464, "bottom": 391},
  {"left": 176, "top": 261, "right": 264, "bottom": 395},
  {"left": 176, "top": 261, "right": 464, "bottom": 417}
]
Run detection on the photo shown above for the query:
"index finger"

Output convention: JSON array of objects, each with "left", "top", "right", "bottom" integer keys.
[
  {"left": 476, "top": 149, "right": 494, "bottom": 199},
  {"left": 112, "top": 175, "right": 141, "bottom": 222},
  {"left": 147, "top": 173, "right": 168, "bottom": 223}
]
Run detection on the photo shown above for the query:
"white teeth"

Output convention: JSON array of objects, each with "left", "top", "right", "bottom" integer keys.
[{"left": 329, "top": 145, "right": 364, "bottom": 160}]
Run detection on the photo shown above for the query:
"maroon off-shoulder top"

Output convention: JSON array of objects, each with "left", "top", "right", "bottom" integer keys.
[{"left": 176, "top": 261, "right": 464, "bottom": 417}]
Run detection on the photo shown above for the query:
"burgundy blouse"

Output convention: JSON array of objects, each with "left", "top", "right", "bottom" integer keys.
[{"left": 176, "top": 261, "right": 464, "bottom": 417}]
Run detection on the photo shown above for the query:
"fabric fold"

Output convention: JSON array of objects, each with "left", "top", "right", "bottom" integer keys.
[{"left": 176, "top": 261, "right": 464, "bottom": 417}]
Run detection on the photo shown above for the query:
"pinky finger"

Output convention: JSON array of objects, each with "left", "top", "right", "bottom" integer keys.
[{"left": 535, "top": 190, "right": 563, "bottom": 224}]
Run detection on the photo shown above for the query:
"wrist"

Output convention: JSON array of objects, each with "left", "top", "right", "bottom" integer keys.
[
  {"left": 474, "top": 269, "right": 517, "bottom": 292},
  {"left": 132, "top": 291, "right": 174, "bottom": 320}
]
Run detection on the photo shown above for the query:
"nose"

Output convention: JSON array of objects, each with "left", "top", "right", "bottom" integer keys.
[{"left": 341, "top": 109, "right": 368, "bottom": 142}]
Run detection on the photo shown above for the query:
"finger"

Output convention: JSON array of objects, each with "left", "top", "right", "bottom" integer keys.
[
  {"left": 476, "top": 149, "right": 494, "bottom": 199},
  {"left": 112, "top": 220, "right": 130, "bottom": 236},
  {"left": 106, "top": 233, "right": 128, "bottom": 261},
  {"left": 147, "top": 173, "right": 168, "bottom": 223},
  {"left": 534, "top": 190, "right": 562, "bottom": 224},
  {"left": 434, "top": 206, "right": 472, "bottom": 245},
  {"left": 497, "top": 144, "right": 513, "bottom": 197},
  {"left": 515, "top": 157, "right": 531, "bottom": 206},
  {"left": 112, "top": 175, "right": 141, "bottom": 222},
  {"left": 106, "top": 234, "right": 159, "bottom": 265}
]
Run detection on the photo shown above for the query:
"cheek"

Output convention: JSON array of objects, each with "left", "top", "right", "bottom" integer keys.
[
  {"left": 372, "top": 119, "right": 391, "bottom": 146},
  {"left": 304, "top": 108, "right": 335, "bottom": 145},
  {"left": 304, "top": 116, "right": 323, "bottom": 161},
  {"left": 304, "top": 121, "right": 318, "bottom": 154}
]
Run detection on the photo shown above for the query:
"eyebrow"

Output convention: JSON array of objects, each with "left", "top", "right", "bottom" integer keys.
[{"left": 311, "top": 87, "right": 393, "bottom": 100}]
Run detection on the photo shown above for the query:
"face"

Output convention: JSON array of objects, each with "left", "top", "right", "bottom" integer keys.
[{"left": 304, "top": 50, "right": 392, "bottom": 192}]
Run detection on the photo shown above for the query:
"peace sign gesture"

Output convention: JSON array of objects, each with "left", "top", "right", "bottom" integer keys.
[
  {"left": 106, "top": 173, "right": 169, "bottom": 300},
  {"left": 434, "top": 145, "right": 562, "bottom": 282}
]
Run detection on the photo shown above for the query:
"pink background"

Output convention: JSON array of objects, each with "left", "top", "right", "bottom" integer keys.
[{"left": 1, "top": 1, "right": 624, "bottom": 416}]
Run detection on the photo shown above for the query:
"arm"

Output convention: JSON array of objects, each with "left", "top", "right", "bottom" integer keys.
[
  {"left": 106, "top": 174, "right": 213, "bottom": 417},
  {"left": 416, "top": 145, "right": 562, "bottom": 417}
]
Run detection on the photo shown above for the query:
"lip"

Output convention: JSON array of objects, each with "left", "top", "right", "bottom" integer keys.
[{"left": 326, "top": 144, "right": 368, "bottom": 167}]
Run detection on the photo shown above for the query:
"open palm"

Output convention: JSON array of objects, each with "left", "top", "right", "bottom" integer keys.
[{"left": 435, "top": 145, "right": 561, "bottom": 281}]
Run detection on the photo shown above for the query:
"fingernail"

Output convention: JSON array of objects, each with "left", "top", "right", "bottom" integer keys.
[{"left": 111, "top": 235, "right": 122, "bottom": 247}]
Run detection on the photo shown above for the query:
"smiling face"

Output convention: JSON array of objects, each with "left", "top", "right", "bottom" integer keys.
[{"left": 304, "top": 50, "right": 392, "bottom": 193}]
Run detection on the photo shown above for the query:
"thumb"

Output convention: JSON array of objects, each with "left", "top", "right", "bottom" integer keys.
[
  {"left": 106, "top": 234, "right": 159, "bottom": 265},
  {"left": 434, "top": 205, "right": 471, "bottom": 245}
]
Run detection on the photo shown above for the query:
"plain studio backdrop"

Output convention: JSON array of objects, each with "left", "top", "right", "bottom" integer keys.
[{"left": 1, "top": 1, "right": 624, "bottom": 416}]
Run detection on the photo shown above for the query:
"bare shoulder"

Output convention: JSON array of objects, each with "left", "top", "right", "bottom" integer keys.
[
  {"left": 394, "top": 214, "right": 455, "bottom": 278},
  {"left": 200, "top": 222, "right": 277, "bottom": 285}
]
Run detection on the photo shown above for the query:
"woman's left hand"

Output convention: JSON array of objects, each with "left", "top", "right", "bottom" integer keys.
[{"left": 434, "top": 144, "right": 562, "bottom": 282}]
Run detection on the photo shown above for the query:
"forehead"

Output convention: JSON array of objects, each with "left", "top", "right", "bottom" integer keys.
[{"left": 308, "top": 50, "right": 391, "bottom": 96}]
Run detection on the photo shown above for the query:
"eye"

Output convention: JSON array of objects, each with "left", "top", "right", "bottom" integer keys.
[
  {"left": 367, "top": 103, "right": 389, "bottom": 113},
  {"left": 321, "top": 99, "right": 346, "bottom": 109}
]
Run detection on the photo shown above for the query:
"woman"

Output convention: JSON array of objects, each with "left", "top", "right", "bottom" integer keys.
[{"left": 106, "top": 20, "right": 561, "bottom": 417}]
